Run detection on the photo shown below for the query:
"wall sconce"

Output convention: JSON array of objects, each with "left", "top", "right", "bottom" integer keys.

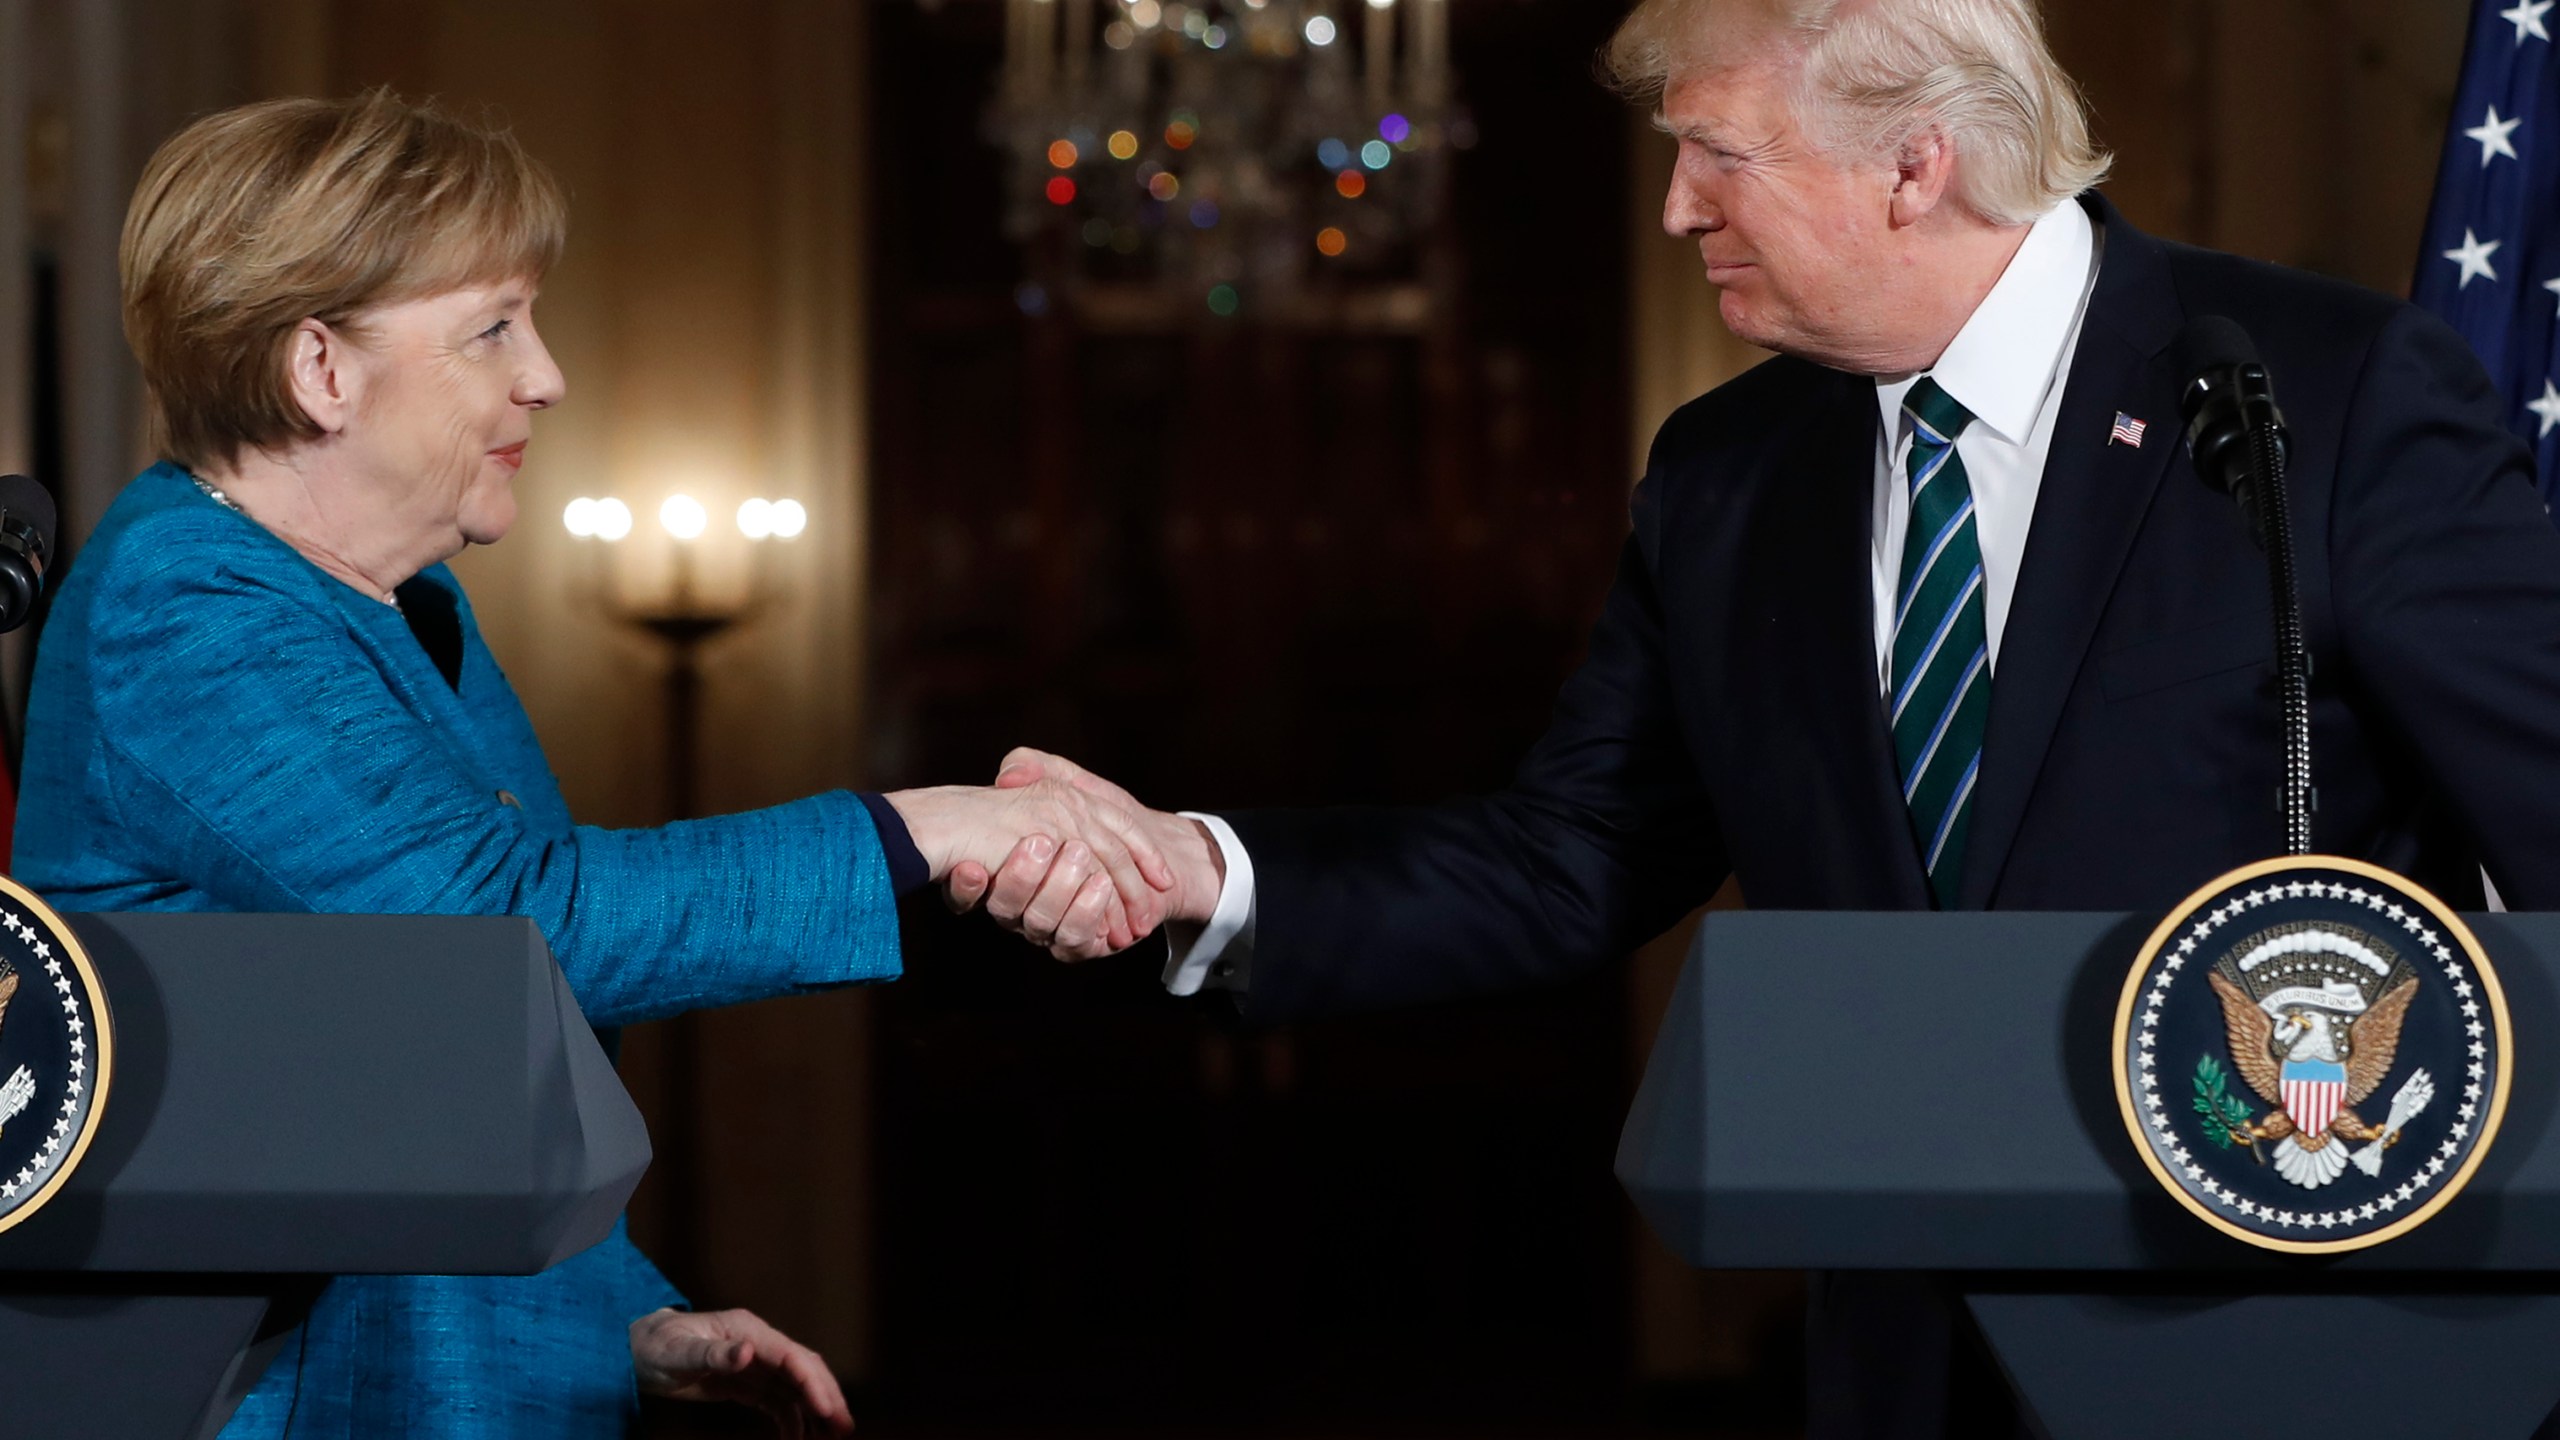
[
  {"left": 563, "top": 494, "right": 804, "bottom": 542},
  {"left": 561, "top": 491, "right": 808, "bottom": 820}
]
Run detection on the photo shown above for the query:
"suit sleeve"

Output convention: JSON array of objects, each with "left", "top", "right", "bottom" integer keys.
[
  {"left": 2331, "top": 304, "right": 2560, "bottom": 907},
  {"left": 86, "top": 541, "right": 901, "bottom": 1027},
  {"left": 1225, "top": 472, "right": 1730, "bottom": 1022}
]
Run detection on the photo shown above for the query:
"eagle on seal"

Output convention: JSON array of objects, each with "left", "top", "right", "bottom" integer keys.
[{"left": 2209, "top": 967, "right": 2419, "bottom": 1188}]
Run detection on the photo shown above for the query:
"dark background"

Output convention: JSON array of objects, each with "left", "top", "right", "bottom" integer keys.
[{"left": 851, "top": 3, "right": 1684, "bottom": 1433}]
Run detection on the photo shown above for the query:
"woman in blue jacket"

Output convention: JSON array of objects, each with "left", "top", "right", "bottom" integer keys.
[{"left": 12, "top": 90, "right": 1171, "bottom": 1437}]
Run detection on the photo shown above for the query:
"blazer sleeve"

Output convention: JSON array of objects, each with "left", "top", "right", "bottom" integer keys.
[
  {"left": 1225, "top": 475, "right": 1730, "bottom": 1022},
  {"left": 85, "top": 534, "right": 900, "bottom": 1028},
  {"left": 2331, "top": 304, "right": 2560, "bottom": 908}
]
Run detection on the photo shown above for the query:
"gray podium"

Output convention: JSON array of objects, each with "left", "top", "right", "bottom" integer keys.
[
  {"left": 1619, "top": 911, "right": 2560, "bottom": 1440},
  {"left": 0, "top": 913, "right": 650, "bottom": 1440}
]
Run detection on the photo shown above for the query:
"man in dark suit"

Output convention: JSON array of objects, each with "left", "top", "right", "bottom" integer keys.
[{"left": 949, "top": 0, "right": 2560, "bottom": 1432}]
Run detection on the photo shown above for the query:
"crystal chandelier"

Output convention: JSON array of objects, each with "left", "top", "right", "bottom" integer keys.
[{"left": 992, "top": 0, "right": 1466, "bottom": 315}]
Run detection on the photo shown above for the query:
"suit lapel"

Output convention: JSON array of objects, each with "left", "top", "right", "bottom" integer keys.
[
  {"left": 1957, "top": 196, "right": 2184, "bottom": 908},
  {"left": 1756, "top": 371, "right": 1934, "bottom": 909}
]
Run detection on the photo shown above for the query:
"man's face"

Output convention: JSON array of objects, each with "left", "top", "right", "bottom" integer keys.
[{"left": 1659, "top": 61, "right": 1904, "bottom": 369}]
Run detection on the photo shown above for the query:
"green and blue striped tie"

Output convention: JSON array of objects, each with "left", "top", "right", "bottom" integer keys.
[{"left": 1891, "top": 377, "right": 1990, "bottom": 908}]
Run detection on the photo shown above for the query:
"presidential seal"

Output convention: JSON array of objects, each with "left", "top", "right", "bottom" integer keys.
[
  {"left": 0, "top": 876, "right": 109, "bottom": 1236},
  {"left": 2114, "top": 857, "right": 2510, "bottom": 1253}
]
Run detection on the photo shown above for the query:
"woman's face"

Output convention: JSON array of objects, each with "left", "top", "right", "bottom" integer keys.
[{"left": 334, "top": 278, "right": 563, "bottom": 554}]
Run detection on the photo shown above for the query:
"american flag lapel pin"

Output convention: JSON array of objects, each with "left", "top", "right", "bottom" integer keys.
[{"left": 2109, "top": 412, "right": 2148, "bottom": 448}]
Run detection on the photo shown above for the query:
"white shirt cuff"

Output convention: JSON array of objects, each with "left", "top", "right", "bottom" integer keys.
[{"left": 1162, "top": 811, "right": 1256, "bottom": 996}]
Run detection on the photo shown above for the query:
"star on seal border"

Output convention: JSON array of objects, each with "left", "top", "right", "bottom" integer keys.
[{"left": 0, "top": 875, "right": 113, "bottom": 1237}]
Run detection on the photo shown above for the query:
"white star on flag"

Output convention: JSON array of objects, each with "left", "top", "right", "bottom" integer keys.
[
  {"left": 2527, "top": 379, "right": 2560, "bottom": 437},
  {"left": 2507, "top": 0, "right": 2555, "bottom": 42},
  {"left": 2446, "top": 229, "right": 2503, "bottom": 287}
]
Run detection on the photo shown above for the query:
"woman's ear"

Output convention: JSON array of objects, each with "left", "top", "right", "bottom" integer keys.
[{"left": 283, "top": 317, "right": 356, "bottom": 434}]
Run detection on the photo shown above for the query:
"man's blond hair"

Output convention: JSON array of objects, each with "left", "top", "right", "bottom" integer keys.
[
  {"left": 122, "top": 89, "right": 567, "bottom": 471},
  {"left": 1605, "top": 0, "right": 2111, "bottom": 226}
]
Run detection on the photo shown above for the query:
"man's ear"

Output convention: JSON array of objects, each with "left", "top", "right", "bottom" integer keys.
[
  {"left": 282, "top": 317, "right": 357, "bottom": 435},
  {"left": 1888, "top": 124, "right": 1955, "bottom": 228}
]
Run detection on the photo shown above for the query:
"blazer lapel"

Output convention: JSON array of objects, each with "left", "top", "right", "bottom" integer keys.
[
  {"left": 1958, "top": 196, "right": 2184, "bottom": 908},
  {"left": 1754, "top": 371, "right": 1933, "bottom": 909}
]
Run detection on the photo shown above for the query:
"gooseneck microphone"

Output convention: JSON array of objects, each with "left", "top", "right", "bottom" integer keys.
[
  {"left": 0, "top": 475, "right": 56, "bottom": 635},
  {"left": 2174, "top": 318, "right": 2312, "bottom": 855}
]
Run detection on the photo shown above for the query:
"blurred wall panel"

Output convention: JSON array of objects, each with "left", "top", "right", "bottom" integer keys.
[
  {"left": 1623, "top": 111, "right": 1764, "bottom": 467},
  {"left": 59, "top": 0, "right": 136, "bottom": 538},
  {"left": 2046, "top": 0, "right": 2470, "bottom": 292},
  {"left": 0, "top": 0, "right": 26, "bottom": 480}
]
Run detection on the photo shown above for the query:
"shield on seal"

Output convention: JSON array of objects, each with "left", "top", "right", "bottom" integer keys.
[{"left": 2280, "top": 1059, "right": 2347, "bottom": 1138}]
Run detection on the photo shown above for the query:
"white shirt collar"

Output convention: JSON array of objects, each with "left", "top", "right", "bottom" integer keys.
[{"left": 1875, "top": 199, "right": 2097, "bottom": 445}]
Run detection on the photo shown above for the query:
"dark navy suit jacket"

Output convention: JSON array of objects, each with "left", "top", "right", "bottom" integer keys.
[{"left": 1229, "top": 192, "right": 2560, "bottom": 1021}]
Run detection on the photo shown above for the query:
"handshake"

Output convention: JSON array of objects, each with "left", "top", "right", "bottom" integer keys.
[{"left": 885, "top": 748, "right": 1225, "bottom": 961}]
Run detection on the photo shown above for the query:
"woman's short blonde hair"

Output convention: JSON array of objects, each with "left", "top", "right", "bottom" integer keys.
[
  {"left": 121, "top": 89, "right": 566, "bottom": 471},
  {"left": 1604, "top": 0, "right": 2111, "bottom": 227}
]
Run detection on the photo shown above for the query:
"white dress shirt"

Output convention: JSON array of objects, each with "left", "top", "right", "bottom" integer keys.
[{"left": 1165, "top": 201, "right": 2104, "bottom": 998}]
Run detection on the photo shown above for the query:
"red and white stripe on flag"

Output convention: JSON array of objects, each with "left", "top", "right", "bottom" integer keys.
[
  {"left": 2282, "top": 1076, "right": 2344, "bottom": 1139},
  {"left": 2109, "top": 412, "right": 2148, "bottom": 448}
]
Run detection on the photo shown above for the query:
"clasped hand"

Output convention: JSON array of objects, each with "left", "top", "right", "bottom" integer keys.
[{"left": 888, "top": 749, "right": 1221, "bottom": 960}]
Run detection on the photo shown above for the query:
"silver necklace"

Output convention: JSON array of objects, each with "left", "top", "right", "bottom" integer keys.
[
  {"left": 186, "top": 470, "right": 401, "bottom": 610},
  {"left": 186, "top": 471, "right": 237, "bottom": 511}
]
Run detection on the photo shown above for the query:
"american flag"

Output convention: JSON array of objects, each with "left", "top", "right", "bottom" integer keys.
[
  {"left": 2109, "top": 412, "right": 2147, "bottom": 448},
  {"left": 2416, "top": 0, "right": 2560, "bottom": 500}
]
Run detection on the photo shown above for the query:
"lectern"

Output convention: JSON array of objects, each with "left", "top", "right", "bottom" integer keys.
[
  {"left": 0, "top": 912, "right": 649, "bottom": 1440},
  {"left": 1619, "top": 910, "right": 2560, "bottom": 1439}
]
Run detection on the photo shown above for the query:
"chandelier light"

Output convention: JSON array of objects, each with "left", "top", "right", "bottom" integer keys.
[{"left": 993, "top": 0, "right": 1469, "bottom": 315}]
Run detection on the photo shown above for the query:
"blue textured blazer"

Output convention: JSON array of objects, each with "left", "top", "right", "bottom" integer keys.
[{"left": 15, "top": 464, "right": 903, "bottom": 1437}]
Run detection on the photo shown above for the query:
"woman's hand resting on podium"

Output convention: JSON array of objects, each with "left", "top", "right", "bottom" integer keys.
[{"left": 631, "top": 1305, "right": 854, "bottom": 1437}]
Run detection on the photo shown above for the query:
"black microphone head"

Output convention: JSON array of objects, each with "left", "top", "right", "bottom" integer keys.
[
  {"left": 0, "top": 473, "right": 57, "bottom": 559},
  {"left": 2174, "top": 316, "right": 2260, "bottom": 393},
  {"left": 0, "top": 474, "right": 55, "bottom": 635}
]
